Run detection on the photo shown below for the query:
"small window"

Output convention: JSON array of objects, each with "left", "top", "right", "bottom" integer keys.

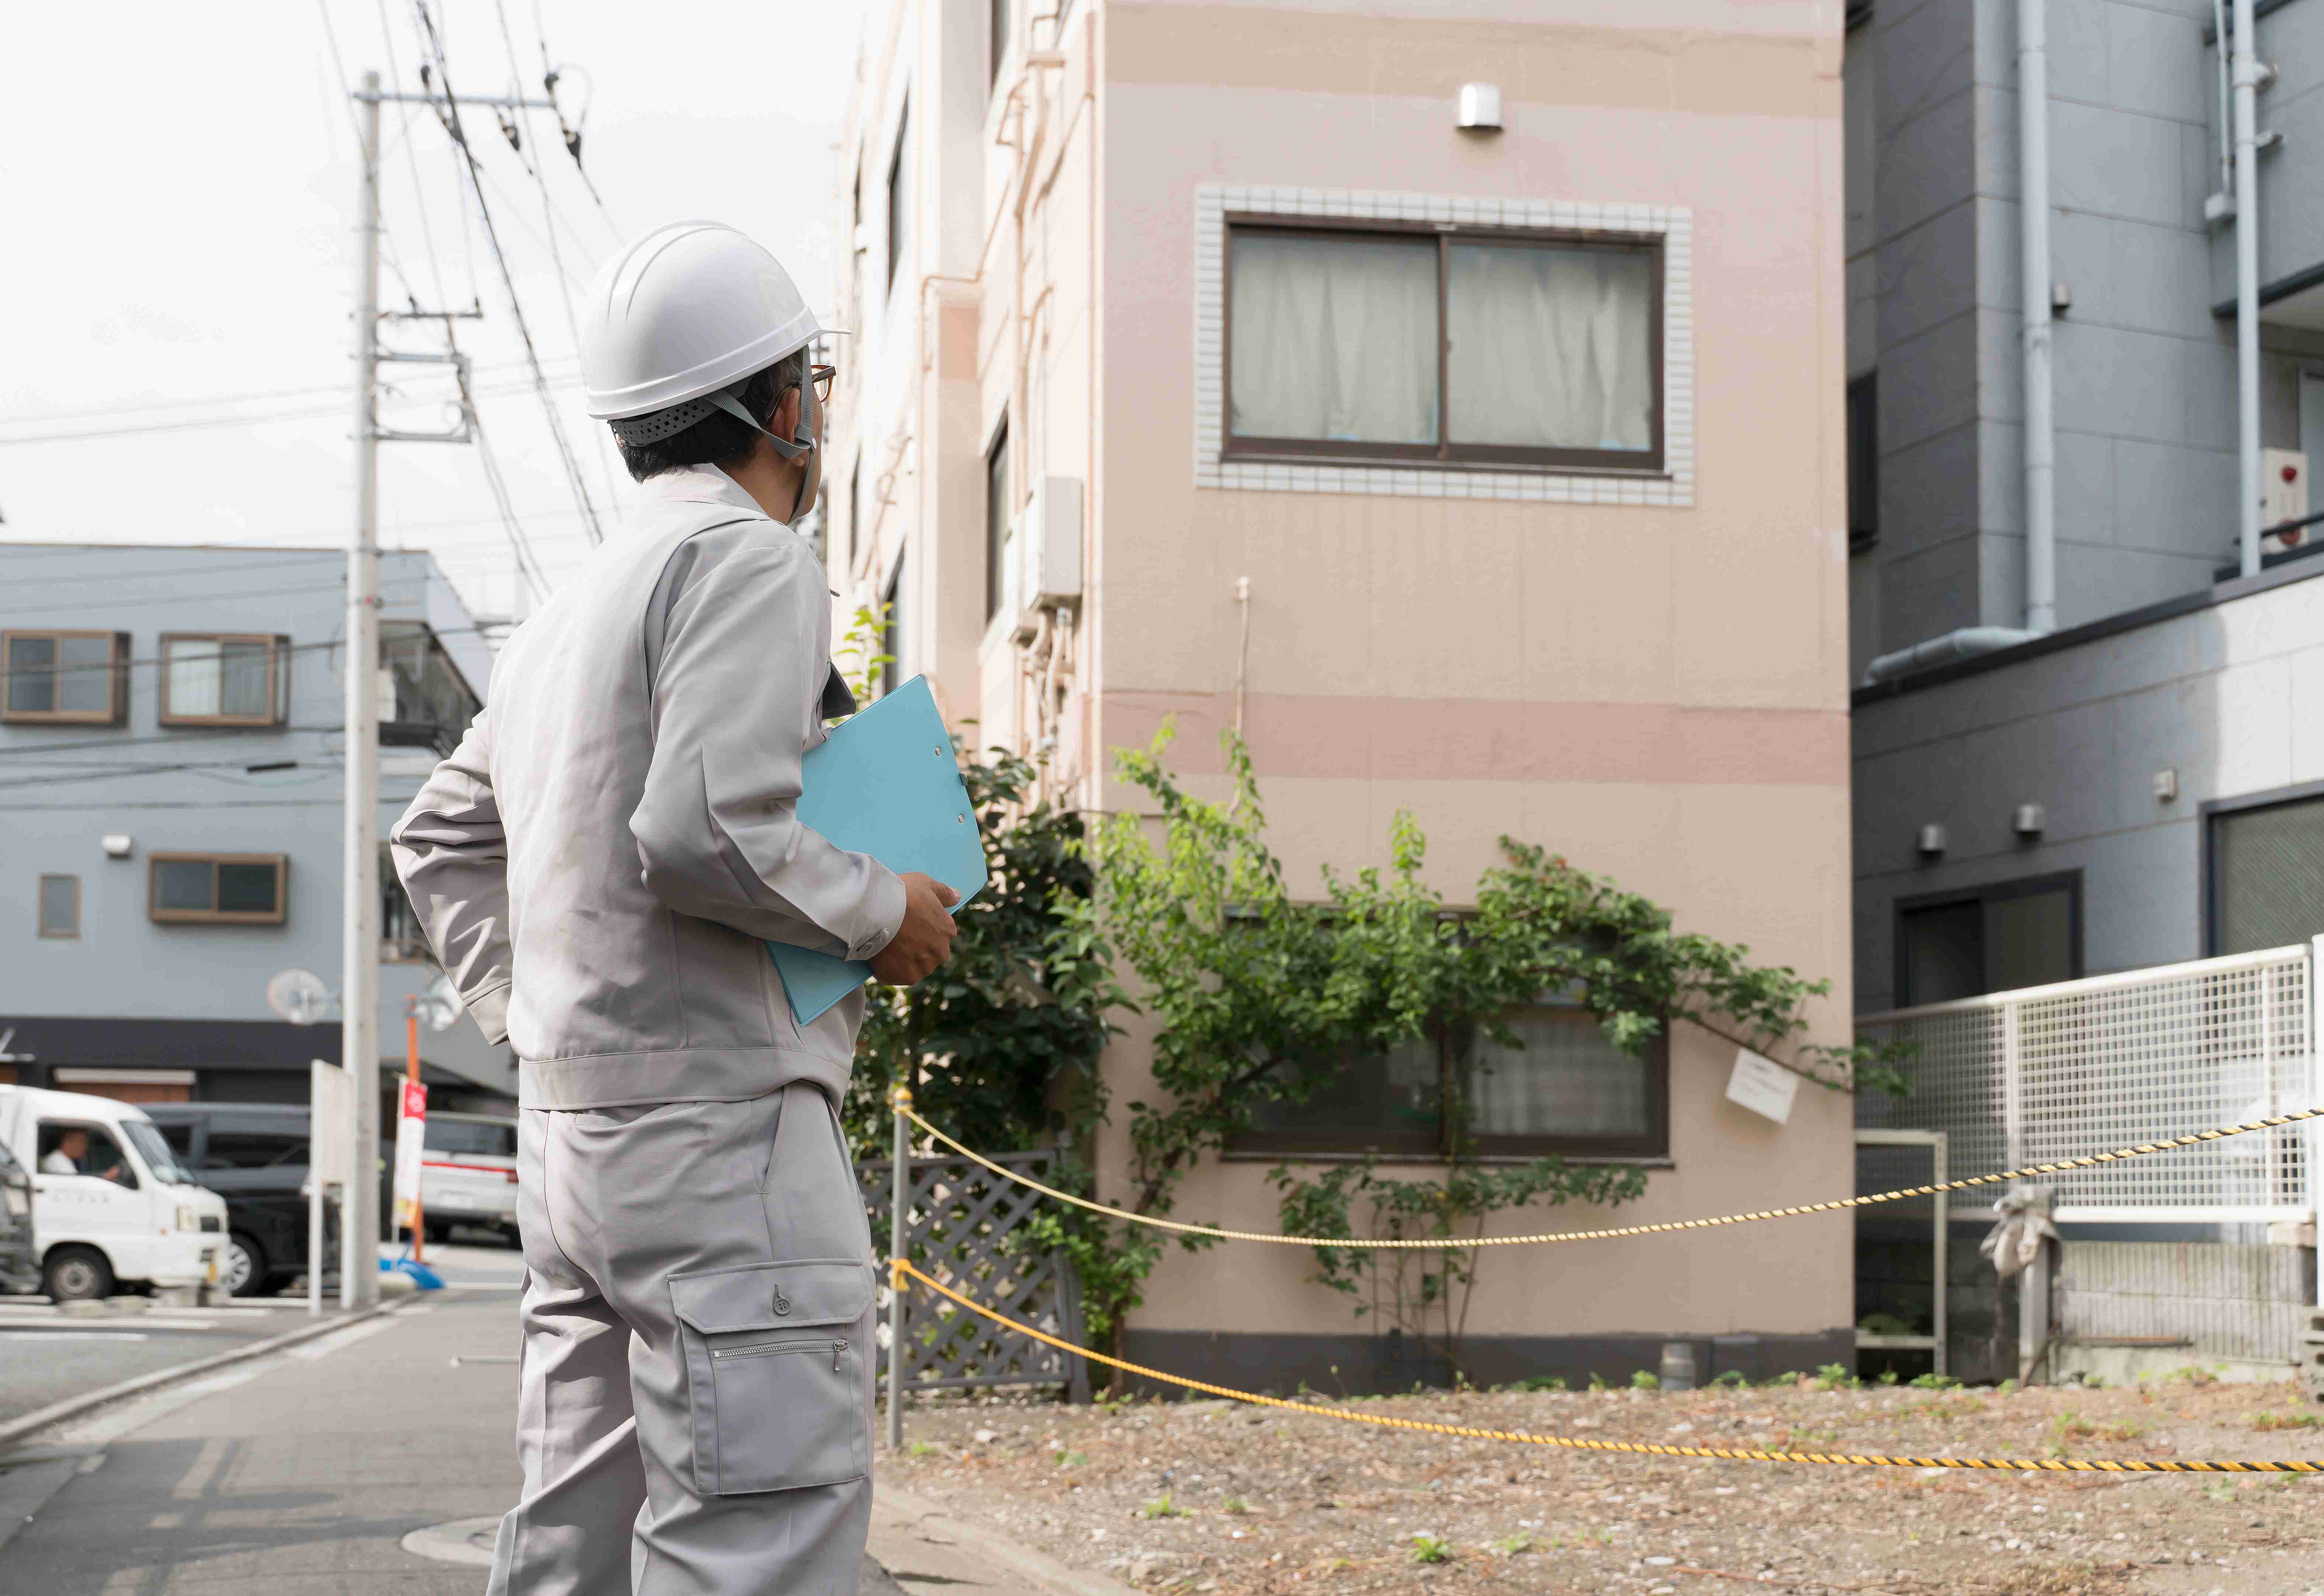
[
  {"left": 1226, "top": 222, "right": 1663, "bottom": 472},
  {"left": 38, "top": 874, "right": 79, "bottom": 939},
  {"left": 1848, "top": 372, "right": 1879, "bottom": 550},
  {"left": 990, "top": 0, "right": 1010, "bottom": 89},
  {"left": 149, "top": 853, "right": 287, "bottom": 926},
  {"left": 1237, "top": 1007, "right": 1670, "bottom": 1160},
  {"left": 204, "top": 1129, "right": 310, "bottom": 1169},
  {"left": 882, "top": 555, "right": 907, "bottom": 697},
  {"left": 2, "top": 630, "right": 128, "bottom": 725},
  {"left": 2208, "top": 790, "right": 2324, "bottom": 954},
  {"left": 36, "top": 1123, "right": 137, "bottom": 1189},
  {"left": 886, "top": 101, "right": 911, "bottom": 294},
  {"left": 985, "top": 421, "right": 1011, "bottom": 621},
  {"left": 1896, "top": 873, "right": 2081, "bottom": 1006},
  {"left": 160, "top": 634, "right": 288, "bottom": 726}
]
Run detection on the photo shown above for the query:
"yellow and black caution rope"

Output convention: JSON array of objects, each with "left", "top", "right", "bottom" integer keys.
[
  {"left": 901, "top": 1100, "right": 2324, "bottom": 1250},
  {"left": 893, "top": 1260, "right": 2323, "bottom": 1473}
]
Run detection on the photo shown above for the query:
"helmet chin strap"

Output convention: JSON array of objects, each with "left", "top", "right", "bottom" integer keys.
[{"left": 703, "top": 367, "right": 820, "bottom": 525}]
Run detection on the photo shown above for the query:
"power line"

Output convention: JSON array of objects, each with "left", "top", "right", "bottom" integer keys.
[
  {"left": 411, "top": 0, "right": 603, "bottom": 547},
  {"left": 0, "top": 368, "right": 582, "bottom": 446},
  {"left": 531, "top": 1, "right": 620, "bottom": 235},
  {"left": 0, "top": 355, "right": 577, "bottom": 430}
]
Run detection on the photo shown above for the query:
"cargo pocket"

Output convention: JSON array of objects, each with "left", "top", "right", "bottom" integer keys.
[{"left": 670, "top": 1257, "right": 873, "bottom": 1495}]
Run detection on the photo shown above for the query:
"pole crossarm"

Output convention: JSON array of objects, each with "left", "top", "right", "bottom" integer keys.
[
  {"left": 895, "top": 1262, "right": 2322, "bottom": 1473},
  {"left": 901, "top": 1103, "right": 2324, "bottom": 1251},
  {"left": 358, "top": 90, "right": 557, "bottom": 111}
]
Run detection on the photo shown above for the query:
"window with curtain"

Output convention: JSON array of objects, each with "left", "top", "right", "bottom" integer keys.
[
  {"left": 1227, "top": 221, "right": 1661, "bottom": 471},
  {"left": 1236, "top": 1007, "right": 1668, "bottom": 1159},
  {"left": 2210, "top": 791, "right": 2324, "bottom": 954},
  {"left": 160, "top": 634, "right": 284, "bottom": 726}
]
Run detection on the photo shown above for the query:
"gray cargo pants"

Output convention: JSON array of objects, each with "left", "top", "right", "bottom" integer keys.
[{"left": 488, "top": 1082, "right": 877, "bottom": 1596}]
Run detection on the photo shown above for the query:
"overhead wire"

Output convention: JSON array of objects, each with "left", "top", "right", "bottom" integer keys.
[
  {"left": 532, "top": 0, "right": 619, "bottom": 236},
  {"left": 0, "top": 367, "right": 581, "bottom": 447},
  {"left": 409, "top": 0, "right": 604, "bottom": 546},
  {"left": 495, "top": 0, "right": 624, "bottom": 518}
]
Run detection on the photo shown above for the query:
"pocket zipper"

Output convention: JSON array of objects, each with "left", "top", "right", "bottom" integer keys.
[{"left": 712, "top": 1337, "right": 850, "bottom": 1373}]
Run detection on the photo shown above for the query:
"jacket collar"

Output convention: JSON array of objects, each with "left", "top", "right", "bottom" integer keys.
[{"left": 635, "top": 463, "right": 769, "bottom": 518}]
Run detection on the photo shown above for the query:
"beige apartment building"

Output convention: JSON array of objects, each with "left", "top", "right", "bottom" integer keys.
[{"left": 830, "top": 0, "right": 1856, "bottom": 1388}]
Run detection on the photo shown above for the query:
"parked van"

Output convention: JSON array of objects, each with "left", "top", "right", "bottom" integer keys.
[
  {"left": 418, "top": 1112, "right": 519, "bottom": 1245},
  {"left": 0, "top": 1085, "right": 227, "bottom": 1300},
  {"left": 145, "top": 1103, "right": 323, "bottom": 1298}
]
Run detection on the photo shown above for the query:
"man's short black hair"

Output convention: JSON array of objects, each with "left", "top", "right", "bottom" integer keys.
[{"left": 614, "top": 348, "right": 806, "bottom": 483}]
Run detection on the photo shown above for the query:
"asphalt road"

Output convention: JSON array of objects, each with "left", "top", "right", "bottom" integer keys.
[{"left": 0, "top": 1233, "right": 524, "bottom": 1425}]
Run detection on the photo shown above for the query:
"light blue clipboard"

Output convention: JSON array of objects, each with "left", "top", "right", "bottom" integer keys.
[{"left": 765, "top": 675, "right": 988, "bottom": 1023}]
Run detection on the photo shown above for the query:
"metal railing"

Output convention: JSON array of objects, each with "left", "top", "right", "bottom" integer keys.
[{"left": 1858, "top": 942, "right": 2320, "bottom": 1225}]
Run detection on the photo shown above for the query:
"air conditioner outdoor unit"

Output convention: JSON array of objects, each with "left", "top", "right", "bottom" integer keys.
[{"left": 1012, "top": 476, "right": 1084, "bottom": 641}]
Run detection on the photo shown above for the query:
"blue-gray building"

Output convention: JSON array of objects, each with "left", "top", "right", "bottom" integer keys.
[
  {"left": 1848, "top": 0, "right": 2324, "bottom": 1009},
  {"left": 0, "top": 542, "right": 511, "bottom": 1108}
]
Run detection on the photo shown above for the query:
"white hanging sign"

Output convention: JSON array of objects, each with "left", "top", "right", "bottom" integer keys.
[{"left": 1725, "top": 1048, "right": 1799, "bottom": 1124}]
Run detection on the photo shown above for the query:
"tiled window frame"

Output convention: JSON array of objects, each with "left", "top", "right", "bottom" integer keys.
[{"left": 1193, "top": 184, "right": 1695, "bottom": 507}]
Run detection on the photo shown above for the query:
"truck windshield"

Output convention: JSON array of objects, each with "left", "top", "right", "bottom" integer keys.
[{"left": 122, "top": 1120, "right": 192, "bottom": 1184}]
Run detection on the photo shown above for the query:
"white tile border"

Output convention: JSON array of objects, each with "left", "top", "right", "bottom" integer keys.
[{"left": 1192, "top": 183, "right": 1695, "bottom": 508}]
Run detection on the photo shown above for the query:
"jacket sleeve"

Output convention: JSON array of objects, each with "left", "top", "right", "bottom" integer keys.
[
  {"left": 388, "top": 711, "right": 514, "bottom": 1044},
  {"left": 632, "top": 537, "right": 906, "bottom": 959}
]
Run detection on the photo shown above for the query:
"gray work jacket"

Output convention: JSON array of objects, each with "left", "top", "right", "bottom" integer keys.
[{"left": 389, "top": 465, "right": 906, "bottom": 1109}]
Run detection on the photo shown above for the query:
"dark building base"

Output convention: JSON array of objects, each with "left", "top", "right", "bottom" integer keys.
[{"left": 1118, "top": 1326, "right": 1859, "bottom": 1399}]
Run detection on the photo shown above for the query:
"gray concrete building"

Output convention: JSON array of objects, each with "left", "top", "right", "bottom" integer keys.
[
  {"left": 0, "top": 543, "right": 511, "bottom": 1108},
  {"left": 1848, "top": 0, "right": 2324, "bottom": 1012}
]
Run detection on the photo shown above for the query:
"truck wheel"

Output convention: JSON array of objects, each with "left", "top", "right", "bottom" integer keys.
[
  {"left": 43, "top": 1246, "right": 114, "bottom": 1304},
  {"left": 224, "top": 1232, "right": 268, "bottom": 1297}
]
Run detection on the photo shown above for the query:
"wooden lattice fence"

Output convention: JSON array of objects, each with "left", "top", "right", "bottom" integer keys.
[{"left": 857, "top": 1147, "right": 1092, "bottom": 1402}]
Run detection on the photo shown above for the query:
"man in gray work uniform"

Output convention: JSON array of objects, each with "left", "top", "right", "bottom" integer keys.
[{"left": 392, "top": 221, "right": 959, "bottom": 1596}]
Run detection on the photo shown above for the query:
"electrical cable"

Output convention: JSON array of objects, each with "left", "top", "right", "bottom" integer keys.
[
  {"left": 374, "top": 0, "right": 454, "bottom": 317},
  {"left": 0, "top": 368, "right": 581, "bottom": 447},
  {"left": 532, "top": 0, "right": 619, "bottom": 235},
  {"left": 0, "top": 355, "right": 576, "bottom": 430},
  {"left": 459, "top": 365, "right": 550, "bottom": 604},
  {"left": 410, "top": 0, "right": 604, "bottom": 545}
]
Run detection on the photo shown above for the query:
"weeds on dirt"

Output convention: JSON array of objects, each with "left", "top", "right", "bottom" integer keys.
[
  {"left": 2252, "top": 1408, "right": 2323, "bottom": 1430},
  {"left": 1631, "top": 1370, "right": 1660, "bottom": 1390},
  {"left": 1408, "top": 1532, "right": 1454, "bottom": 1564},
  {"left": 1487, "top": 1531, "right": 1535, "bottom": 1556},
  {"left": 1221, "top": 1496, "right": 1250, "bottom": 1514},
  {"left": 1139, "top": 1491, "right": 1188, "bottom": 1519}
]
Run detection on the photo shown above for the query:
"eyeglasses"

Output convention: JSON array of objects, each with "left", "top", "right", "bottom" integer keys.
[{"left": 811, "top": 364, "right": 837, "bottom": 403}]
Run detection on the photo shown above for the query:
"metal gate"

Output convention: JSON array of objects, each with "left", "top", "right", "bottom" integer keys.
[{"left": 858, "top": 1147, "right": 1091, "bottom": 1402}]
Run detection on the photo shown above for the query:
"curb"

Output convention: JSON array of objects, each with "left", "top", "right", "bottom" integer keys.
[
  {"left": 0, "top": 1300, "right": 401, "bottom": 1454},
  {"left": 872, "top": 1478, "right": 1142, "bottom": 1596}
]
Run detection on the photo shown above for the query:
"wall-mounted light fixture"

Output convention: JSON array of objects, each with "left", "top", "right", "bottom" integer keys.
[
  {"left": 1456, "top": 83, "right": 1502, "bottom": 132},
  {"left": 2013, "top": 803, "right": 2047, "bottom": 839},
  {"left": 101, "top": 834, "right": 134, "bottom": 858},
  {"left": 1915, "top": 823, "right": 1947, "bottom": 858},
  {"left": 2154, "top": 768, "right": 2179, "bottom": 802}
]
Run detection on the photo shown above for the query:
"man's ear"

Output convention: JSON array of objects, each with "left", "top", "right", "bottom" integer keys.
[{"left": 770, "top": 384, "right": 802, "bottom": 442}]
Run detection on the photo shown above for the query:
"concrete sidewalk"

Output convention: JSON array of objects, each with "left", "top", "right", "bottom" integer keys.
[{"left": 0, "top": 1288, "right": 1111, "bottom": 1596}]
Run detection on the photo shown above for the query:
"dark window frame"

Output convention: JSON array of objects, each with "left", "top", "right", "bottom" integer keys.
[
  {"left": 148, "top": 852, "right": 288, "bottom": 926},
  {"left": 1, "top": 629, "right": 130, "bottom": 725},
  {"left": 37, "top": 873, "right": 80, "bottom": 940},
  {"left": 881, "top": 555, "right": 906, "bottom": 698},
  {"left": 2201, "top": 777, "right": 2324, "bottom": 955},
  {"left": 886, "top": 101, "right": 910, "bottom": 294},
  {"left": 157, "top": 632, "right": 290, "bottom": 728},
  {"left": 1221, "top": 214, "right": 1667, "bottom": 475},
  {"left": 985, "top": 418, "right": 1011, "bottom": 622},
  {"left": 1847, "top": 371, "right": 1879, "bottom": 550},
  {"left": 1892, "top": 870, "right": 2084, "bottom": 1008},
  {"left": 1227, "top": 1009, "right": 1671, "bottom": 1163}
]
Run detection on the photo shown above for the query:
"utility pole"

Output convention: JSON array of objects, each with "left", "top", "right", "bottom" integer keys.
[
  {"left": 339, "top": 70, "right": 562, "bottom": 1309},
  {"left": 341, "top": 70, "right": 385, "bottom": 1311}
]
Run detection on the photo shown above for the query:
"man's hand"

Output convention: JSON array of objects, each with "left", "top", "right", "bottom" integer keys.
[{"left": 869, "top": 872, "right": 960, "bottom": 986}]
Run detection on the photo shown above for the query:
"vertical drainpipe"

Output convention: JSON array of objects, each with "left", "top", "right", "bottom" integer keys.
[
  {"left": 2020, "top": 0, "right": 2057, "bottom": 634},
  {"left": 2233, "top": 0, "right": 2264, "bottom": 578}
]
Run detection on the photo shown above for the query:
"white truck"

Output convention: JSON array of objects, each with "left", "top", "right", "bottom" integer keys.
[{"left": 0, "top": 1085, "right": 226, "bottom": 1301}]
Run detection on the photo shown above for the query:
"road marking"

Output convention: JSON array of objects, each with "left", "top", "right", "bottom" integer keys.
[{"left": 0, "top": 1332, "right": 151, "bottom": 1342}]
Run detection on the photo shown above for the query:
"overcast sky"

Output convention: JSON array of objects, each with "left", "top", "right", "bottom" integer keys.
[{"left": 0, "top": 1, "right": 868, "bottom": 622}]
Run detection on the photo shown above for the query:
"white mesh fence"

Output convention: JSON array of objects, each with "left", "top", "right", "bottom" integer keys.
[{"left": 1858, "top": 946, "right": 2316, "bottom": 1223}]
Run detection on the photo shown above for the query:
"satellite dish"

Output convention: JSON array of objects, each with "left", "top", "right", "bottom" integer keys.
[
  {"left": 266, "top": 968, "right": 336, "bottom": 1026},
  {"left": 417, "top": 973, "right": 465, "bottom": 1033}
]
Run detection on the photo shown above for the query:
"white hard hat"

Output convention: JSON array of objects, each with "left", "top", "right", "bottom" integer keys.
[
  {"left": 581, "top": 220, "right": 820, "bottom": 419},
  {"left": 581, "top": 220, "right": 827, "bottom": 523}
]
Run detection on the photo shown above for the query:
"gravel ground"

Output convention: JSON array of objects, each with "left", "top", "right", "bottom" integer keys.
[{"left": 884, "top": 1376, "right": 2324, "bottom": 1595}]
